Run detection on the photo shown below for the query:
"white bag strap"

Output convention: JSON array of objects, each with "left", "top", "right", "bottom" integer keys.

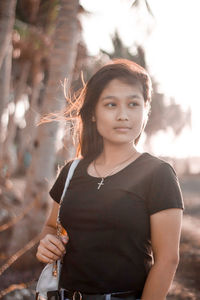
[
  {"left": 57, "top": 158, "right": 81, "bottom": 225},
  {"left": 60, "top": 158, "right": 81, "bottom": 204}
]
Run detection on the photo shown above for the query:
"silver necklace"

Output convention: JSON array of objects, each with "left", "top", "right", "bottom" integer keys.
[{"left": 93, "top": 151, "right": 137, "bottom": 190}]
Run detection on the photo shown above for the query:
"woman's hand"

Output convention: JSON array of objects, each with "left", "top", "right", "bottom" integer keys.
[{"left": 36, "top": 234, "right": 69, "bottom": 264}]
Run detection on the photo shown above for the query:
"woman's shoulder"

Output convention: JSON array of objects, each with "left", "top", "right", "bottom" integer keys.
[
  {"left": 143, "top": 152, "right": 174, "bottom": 166},
  {"left": 58, "top": 157, "right": 85, "bottom": 178},
  {"left": 142, "top": 152, "right": 177, "bottom": 177},
  {"left": 56, "top": 159, "right": 73, "bottom": 177},
  {"left": 143, "top": 153, "right": 184, "bottom": 213}
]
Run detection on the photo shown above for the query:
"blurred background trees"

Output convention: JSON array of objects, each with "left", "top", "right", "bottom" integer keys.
[{"left": 0, "top": 0, "right": 196, "bottom": 299}]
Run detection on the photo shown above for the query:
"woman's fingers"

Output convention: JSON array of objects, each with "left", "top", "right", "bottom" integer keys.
[
  {"left": 42, "top": 235, "right": 66, "bottom": 255},
  {"left": 36, "top": 233, "right": 68, "bottom": 263},
  {"left": 48, "top": 234, "right": 67, "bottom": 251},
  {"left": 36, "top": 251, "right": 57, "bottom": 264},
  {"left": 37, "top": 245, "right": 61, "bottom": 263},
  {"left": 60, "top": 235, "right": 69, "bottom": 244}
]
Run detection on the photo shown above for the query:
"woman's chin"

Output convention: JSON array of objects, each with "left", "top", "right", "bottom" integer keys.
[{"left": 103, "top": 136, "right": 135, "bottom": 146}]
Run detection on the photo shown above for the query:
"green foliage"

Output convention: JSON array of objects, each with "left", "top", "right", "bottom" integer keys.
[
  {"left": 15, "top": 0, "right": 59, "bottom": 35},
  {"left": 14, "top": 19, "right": 30, "bottom": 39}
]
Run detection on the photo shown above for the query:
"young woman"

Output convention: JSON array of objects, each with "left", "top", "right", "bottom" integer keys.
[{"left": 36, "top": 59, "right": 184, "bottom": 300}]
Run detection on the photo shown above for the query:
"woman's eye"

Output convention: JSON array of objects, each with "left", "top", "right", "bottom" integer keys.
[
  {"left": 105, "top": 103, "right": 116, "bottom": 107},
  {"left": 129, "top": 102, "right": 138, "bottom": 107}
]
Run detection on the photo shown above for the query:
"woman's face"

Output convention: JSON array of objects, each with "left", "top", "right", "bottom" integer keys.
[{"left": 94, "top": 78, "right": 148, "bottom": 146}]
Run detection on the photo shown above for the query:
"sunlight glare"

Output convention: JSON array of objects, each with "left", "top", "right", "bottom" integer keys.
[{"left": 80, "top": 0, "right": 200, "bottom": 158}]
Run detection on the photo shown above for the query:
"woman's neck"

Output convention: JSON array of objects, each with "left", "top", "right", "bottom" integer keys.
[{"left": 96, "top": 143, "right": 139, "bottom": 167}]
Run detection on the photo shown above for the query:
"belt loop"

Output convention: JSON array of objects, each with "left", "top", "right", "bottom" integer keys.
[
  {"left": 73, "top": 291, "right": 82, "bottom": 300},
  {"left": 60, "top": 288, "right": 64, "bottom": 300},
  {"left": 105, "top": 294, "right": 111, "bottom": 300}
]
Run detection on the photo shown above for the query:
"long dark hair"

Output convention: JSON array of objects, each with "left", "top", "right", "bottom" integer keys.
[
  {"left": 41, "top": 58, "right": 152, "bottom": 162},
  {"left": 77, "top": 59, "right": 152, "bottom": 161}
]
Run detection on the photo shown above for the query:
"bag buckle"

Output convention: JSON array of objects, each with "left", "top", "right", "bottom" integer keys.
[{"left": 73, "top": 291, "right": 82, "bottom": 300}]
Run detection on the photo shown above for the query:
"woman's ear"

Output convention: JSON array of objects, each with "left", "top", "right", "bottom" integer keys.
[{"left": 92, "top": 116, "right": 96, "bottom": 122}]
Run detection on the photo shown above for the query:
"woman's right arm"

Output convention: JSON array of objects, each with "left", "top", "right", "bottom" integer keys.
[{"left": 36, "top": 201, "right": 68, "bottom": 264}]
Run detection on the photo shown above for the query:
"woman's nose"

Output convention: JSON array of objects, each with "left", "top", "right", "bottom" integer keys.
[{"left": 116, "top": 107, "right": 129, "bottom": 121}]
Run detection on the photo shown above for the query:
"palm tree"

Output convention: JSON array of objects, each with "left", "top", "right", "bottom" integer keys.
[
  {"left": 131, "top": 0, "right": 154, "bottom": 17},
  {"left": 8, "top": 0, "right": 80, "bottom": 266},
  {"left": 0, "top": 0, "right": 17, "bottom": 158},
  {"left": 0, "top": 0, "right": 17, "bottom": 69}
]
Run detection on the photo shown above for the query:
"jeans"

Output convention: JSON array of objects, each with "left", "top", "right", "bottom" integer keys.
[
  {"left": 61, "top": 289, "right": 140, "bottom": 300},
  {"left": 64, "top": 296, "right": 140, "bottom": 300},
  {"left": 64, "top": 298, "right": 140, "bottom": 300}
]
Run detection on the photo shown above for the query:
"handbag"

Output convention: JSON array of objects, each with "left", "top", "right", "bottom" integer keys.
[{"left": 35, "top": 158, "right": 81, "bottom": 300}]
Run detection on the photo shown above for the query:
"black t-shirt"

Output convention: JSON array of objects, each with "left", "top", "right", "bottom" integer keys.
[{"left": 49, "top": 152, "right": 184, "bottom": 296}]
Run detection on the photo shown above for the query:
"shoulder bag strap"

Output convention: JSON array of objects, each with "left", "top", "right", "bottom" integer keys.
[{"left": 57, "top": 158, "right": 81, "bottom": 231}]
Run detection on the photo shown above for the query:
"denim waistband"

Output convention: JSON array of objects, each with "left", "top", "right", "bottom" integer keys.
[{"left": 59, "top": 289, "right": 141, "bottom": 300}]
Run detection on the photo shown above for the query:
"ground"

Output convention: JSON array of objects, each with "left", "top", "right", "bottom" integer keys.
[
  {"left": 167, "top": 174, "right": 200, "bottom": 300},
  {"left": 0, "top": 174, "right": 200, "bottom": 299}
]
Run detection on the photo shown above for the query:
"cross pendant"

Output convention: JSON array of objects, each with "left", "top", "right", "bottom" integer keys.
[{"left": 97, "top": 178, "right": 104, "bottom": 190}]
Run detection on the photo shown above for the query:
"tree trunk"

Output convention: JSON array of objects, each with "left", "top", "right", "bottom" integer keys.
[
  {"left": 0, "top": 0, "right": 17, "bottom": 69},
  {"left": 1, "top": 61, "right": 30, "bottom": 176},
  {"left": 8, "top": 0, "right": 80, "bottom": 268},
  {"left": 0, "top": 44, "right": 12, "bottom": 146},
  {"left": 16, "top": 53, "right": 43, "bottom": 174}
]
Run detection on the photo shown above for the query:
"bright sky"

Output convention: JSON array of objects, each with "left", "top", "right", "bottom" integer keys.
[{"left": 80, "top": 0, "right": 200, "bottom": 158}]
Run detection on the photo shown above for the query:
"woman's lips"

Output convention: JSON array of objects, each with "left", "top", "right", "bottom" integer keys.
[{"left": 114, "top": 127, "right": 131, "bottom": 132}]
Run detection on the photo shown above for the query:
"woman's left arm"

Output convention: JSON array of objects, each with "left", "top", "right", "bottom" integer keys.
[{"left": 141, "top": 208, "right": 183, "bottom": 300}]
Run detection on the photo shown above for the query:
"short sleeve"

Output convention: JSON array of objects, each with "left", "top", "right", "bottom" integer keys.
[
  {"left": 147, "top": 162, "right": 184, "bottom": 215},
  {"left": 49, "top": 162, "right": 71, "bottom": 203}
]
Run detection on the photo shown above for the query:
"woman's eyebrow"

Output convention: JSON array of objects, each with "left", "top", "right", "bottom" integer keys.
[
  {"left": 127, "top": 94, "right": 142, "bottom": 99},
  {"left": 101, "top": 95, "right": 118, "bottom": 100},
  {"left": 101, "top": 94, "right": 141, "bottom": 100}
]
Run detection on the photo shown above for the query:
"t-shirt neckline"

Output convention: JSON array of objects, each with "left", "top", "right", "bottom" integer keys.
[{"left": 85, "top": 152, "right": 149, "bottom": 180}]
